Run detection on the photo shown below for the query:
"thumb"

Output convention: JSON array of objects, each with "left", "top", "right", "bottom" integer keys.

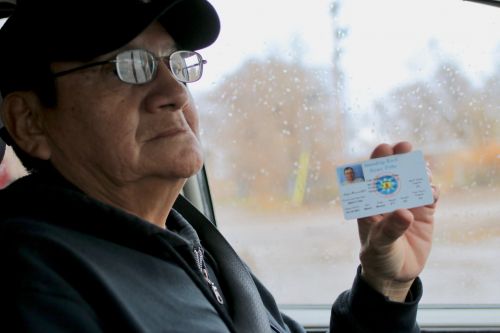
[{"left": 375, "top": 209, "right": 414, "bottom": 246}]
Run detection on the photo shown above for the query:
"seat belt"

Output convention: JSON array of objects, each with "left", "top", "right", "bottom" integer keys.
[{"left": 173, "top": 194, "right": 273, "bottom": 333}]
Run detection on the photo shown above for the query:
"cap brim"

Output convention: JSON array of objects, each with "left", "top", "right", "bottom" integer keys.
[
  {"left": 0, "top": 2, "right": 15, "bottom": 19},
  {"left": 160, "top": 0, "right": 220, "bottom": 50},
  {"left": 0, "top": 140, "right": 5, "bottom": 163},
  {"left": 463, "top": 0, "right": 500, "bottom": 8}
]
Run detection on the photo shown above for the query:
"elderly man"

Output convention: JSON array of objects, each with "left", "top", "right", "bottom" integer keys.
[{"left": 0, "top": 0, "right": 438, "bottom": 332}]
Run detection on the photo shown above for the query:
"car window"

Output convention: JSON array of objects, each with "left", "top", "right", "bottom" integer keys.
[
  {"left": 0, "top": 0, "right": 499, "bottom": 311},
  {"left": 189, "top": 0, "right": 500, "bottom": 307}
]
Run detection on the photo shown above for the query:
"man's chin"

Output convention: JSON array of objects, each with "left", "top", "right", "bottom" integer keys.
[{"left": 177, "top": 151, "right": 204, "bottom": 178}]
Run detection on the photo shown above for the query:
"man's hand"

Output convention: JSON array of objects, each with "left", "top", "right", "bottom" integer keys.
[{"left": 358, "top": 142, "right": 439, "bottom": 302}]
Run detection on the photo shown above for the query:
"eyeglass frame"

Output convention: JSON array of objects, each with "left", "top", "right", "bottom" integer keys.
[{"left": 52, "top": 49, "right": 207, "bottom": 84}]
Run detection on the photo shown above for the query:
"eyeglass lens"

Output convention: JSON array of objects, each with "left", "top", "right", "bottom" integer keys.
[
  {"left": 170, "top": 51, "right": 203, "bottom": 83},
  {"left": 115, "top": 50, "right": 203, "bottom": 84}
]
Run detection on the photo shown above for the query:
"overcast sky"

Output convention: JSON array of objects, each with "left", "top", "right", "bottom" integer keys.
[{"left": 192, "top": 0, "right": 500, "bottom": 106}]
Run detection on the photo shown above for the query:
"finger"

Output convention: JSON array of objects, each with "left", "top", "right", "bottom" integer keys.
[
  {"left": 375, "top": 209, "right": 414, "bottom": 246},
  {"left": 370, "top": 143, "right": 393, "bottom": 159},
  {"left": 393, "top": 141, "right": 412, "bottom": 154},
  {"left": 430, "top": 184, "right": 440, "bottom": 206},
  {"left": 410, "top": 206, "right": 436, "bottom": 226},
  {"left": 425, "top": 161, "right": 438, "bottom": 205},
  {"left": 370, "top": 141, "right": 412, "bottom": 159},
  {"left": 357, "top": 214, "right": 384, "bottom": 243},
  {"left": 426, "top": 161, "right": 433, "bottom": 184}
]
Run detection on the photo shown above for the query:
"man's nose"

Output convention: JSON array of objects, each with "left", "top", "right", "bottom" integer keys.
[{"left": 145, "top": 60, "right": 190, "bottom": 112}]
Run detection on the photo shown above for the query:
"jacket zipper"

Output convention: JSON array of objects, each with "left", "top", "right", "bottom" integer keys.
[{"left": 193, "top": 247, "right": 224, "bottom": 304}]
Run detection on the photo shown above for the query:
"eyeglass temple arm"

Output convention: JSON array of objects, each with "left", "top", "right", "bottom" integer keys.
[
  {"left": 184, "top": 60, "right": 207, "bottom": 70},
  {"left": 52, "top": 60, "right": 111, "bottom": 78}
]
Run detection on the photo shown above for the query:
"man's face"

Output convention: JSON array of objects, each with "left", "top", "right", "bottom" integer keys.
[
  {"left": 43, "top": 22, "right": 204, "bottom": 189},
  {"left": 344, "top": 168, "right": 355, "bottom": 182}
]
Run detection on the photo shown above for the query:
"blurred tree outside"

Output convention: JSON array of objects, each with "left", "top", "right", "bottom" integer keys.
[
  {"left": 199, "top": 57, "right": 342, "bottom": 207},
  {"left": 198, "top": 52, "right": 500, "bottom": 208},
  {"left": 374, "top": 58, "right": 500, "bottom": 191}
]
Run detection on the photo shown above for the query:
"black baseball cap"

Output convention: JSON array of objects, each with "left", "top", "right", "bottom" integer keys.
[{"left": 0, "top": 0, "right": 220, "bottom": 97}]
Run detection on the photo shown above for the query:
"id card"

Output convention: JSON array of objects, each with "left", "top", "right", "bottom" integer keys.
[{"left": 336, "top": 151, "right": 433, "bottom": 220}]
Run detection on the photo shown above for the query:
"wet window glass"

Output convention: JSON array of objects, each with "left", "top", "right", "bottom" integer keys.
[{"left": 191, "top": 0, "right": 500, "bottom": 305}]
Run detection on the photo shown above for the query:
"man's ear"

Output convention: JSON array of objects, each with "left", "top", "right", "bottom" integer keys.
[{"left": 0, "top": 92, "right": 51, "bottom": 160}]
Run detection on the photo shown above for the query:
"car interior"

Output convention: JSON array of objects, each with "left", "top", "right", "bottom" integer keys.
[{"left": 1, "top": 0, "right": 500, "bottom": 332}]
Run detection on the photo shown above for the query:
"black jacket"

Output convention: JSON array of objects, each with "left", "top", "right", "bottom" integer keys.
[{"left": 0, "top": 171, "right": 421, "bottom": 332}]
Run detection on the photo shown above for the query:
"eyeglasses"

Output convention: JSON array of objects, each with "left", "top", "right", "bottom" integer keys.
[{"left": 53, "top": 49, "right": 206, "bottom": 84}]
